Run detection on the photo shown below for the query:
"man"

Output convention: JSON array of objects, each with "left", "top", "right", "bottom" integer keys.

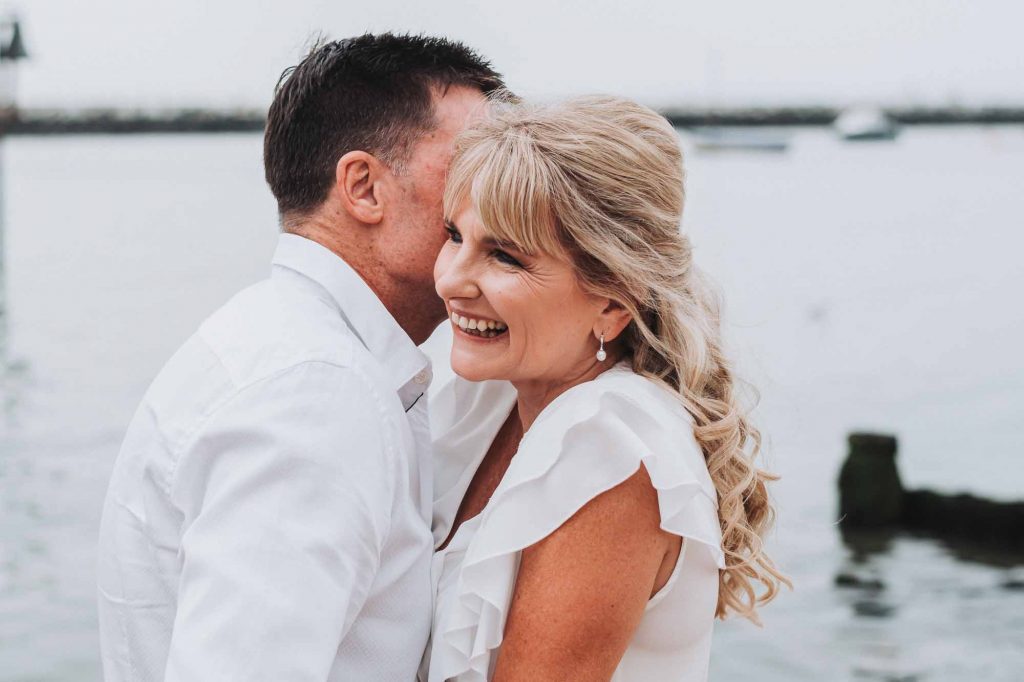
[{"left": 97, "top": 34, "right": 505, "bottom": 681}]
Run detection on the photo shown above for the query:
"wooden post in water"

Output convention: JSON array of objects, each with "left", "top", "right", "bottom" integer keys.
[{"left": 838, "top": 433, "right": 904, "bottom": 527}]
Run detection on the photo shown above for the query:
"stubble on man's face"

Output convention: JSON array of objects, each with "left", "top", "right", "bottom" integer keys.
[{"left": 384, "top": 85, "right": 488, "bottom": 325}]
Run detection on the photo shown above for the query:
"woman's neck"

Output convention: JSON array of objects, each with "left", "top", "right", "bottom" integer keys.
[{"left": 512, "top": 352, "right": 623, "bottom": 432}]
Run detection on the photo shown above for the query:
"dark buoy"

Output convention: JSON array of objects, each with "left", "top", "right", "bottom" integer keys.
[{"left": 0, "top": 18, "right": 27, "bottom": 61}]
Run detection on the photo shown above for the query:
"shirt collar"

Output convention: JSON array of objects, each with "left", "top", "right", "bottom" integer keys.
[{"left": 271, "top": 233, "right": 431, "bottom": 410}]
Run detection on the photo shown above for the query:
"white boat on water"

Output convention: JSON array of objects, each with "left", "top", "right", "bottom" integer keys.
[
  {"left": 834, "top": 107, "right": 899, "bottom": 141},
  {"left": 688, "top": 127, "right": 790, "bottom": 153}
]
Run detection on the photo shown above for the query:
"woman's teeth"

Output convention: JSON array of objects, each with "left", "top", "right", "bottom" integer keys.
[{"left": 451, "top": 312, "right": 508, "bottom": 338}]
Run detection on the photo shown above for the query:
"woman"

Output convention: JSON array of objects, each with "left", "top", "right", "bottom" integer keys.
[{"left": 423, "top": 96, "right": 787, "bottom": 682}]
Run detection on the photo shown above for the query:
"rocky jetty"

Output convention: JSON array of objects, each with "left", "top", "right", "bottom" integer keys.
[{"left": 838, "top": 432, "right": 1023, "bottom": 552}]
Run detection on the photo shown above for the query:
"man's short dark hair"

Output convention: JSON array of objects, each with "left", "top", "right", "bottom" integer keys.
[{"left": 264, "top": 33, "right": 507, "bottom": 221}]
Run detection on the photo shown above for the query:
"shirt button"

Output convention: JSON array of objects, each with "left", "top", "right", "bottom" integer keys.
[{"left": 413, "top": 370, "right": 429, "bottom": 385}]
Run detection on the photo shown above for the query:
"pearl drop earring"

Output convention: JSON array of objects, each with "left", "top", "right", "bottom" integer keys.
[{"left": 596, "top": 333, "right": 607, "bottom": 362}]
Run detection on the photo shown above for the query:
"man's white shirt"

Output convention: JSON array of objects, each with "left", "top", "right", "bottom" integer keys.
[{"left": 97, "top": 233, "right": 434, "bottom": 681}]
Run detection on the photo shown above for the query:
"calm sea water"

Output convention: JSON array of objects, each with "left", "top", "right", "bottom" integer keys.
[{"left": 1, "top": 127, "right": 1022, "bottom": 681}]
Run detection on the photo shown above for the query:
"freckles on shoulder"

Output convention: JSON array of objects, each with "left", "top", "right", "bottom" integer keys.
[
  {"left": 493, "top": 467, "right": 675, "bottom": 679},
  {"left": 511, "top": 465, "right": 672, "bottom": 610}
]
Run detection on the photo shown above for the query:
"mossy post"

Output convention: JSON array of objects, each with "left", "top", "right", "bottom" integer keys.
[{"left": 838, "top": 433, "right": 904, "bottom": 527}]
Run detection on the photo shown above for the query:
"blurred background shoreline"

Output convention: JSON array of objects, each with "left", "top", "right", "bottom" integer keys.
[{"left": 5, "top": 103, "right": 1024, "bottom": 135}]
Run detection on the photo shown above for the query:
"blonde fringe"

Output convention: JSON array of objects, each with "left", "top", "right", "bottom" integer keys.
[{"left": 445, "top": 95, "right": 790, "bottom": 622}]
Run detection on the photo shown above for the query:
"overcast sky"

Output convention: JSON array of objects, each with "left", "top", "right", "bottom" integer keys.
[{"left": 8, "top": 0, "right": 1024, "bottom": 110}]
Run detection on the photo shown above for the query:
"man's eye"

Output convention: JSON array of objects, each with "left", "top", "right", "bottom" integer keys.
[
  {"left": 493, "top": 250, "right": 523, "bottom": 268},
  {"left": 445, "top": 226, "right": 463, "bottom": 244}
]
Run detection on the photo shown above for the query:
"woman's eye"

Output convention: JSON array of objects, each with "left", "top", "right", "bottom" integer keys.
[
  {"left": 493, "top": 250, "right": 523, "bottom": 268},
  {"left": 445, "top": 226, "right": 463, "bottom": 244}
]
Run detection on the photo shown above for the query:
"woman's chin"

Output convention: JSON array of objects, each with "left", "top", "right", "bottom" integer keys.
[{"left": 450, "top": 349, "right": 505, "bottom": 382}]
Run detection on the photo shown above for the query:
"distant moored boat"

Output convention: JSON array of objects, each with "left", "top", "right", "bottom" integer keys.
[
  {"left": 687, "top": 127, "right": 790, "bottom": 153},
  {"left": 834, "top": 107, "right": 899, "bottom": 141}
]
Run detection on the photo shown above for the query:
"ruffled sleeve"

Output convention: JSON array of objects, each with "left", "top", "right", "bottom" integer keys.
[{"left": 429, "top": 368, "right": 724, "bottom": 682}]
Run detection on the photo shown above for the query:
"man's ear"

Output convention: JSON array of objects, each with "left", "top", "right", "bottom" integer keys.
[
  {"left": 335, "top": 150, "right": 389, "bottom": 224},
  {"left": 594, "top": 299, "right": 633, "bottom": 343}
]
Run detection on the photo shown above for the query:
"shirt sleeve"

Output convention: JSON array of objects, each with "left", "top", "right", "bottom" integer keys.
[{"left": 164, "top": 360, "right": 395, "bottom": 682}]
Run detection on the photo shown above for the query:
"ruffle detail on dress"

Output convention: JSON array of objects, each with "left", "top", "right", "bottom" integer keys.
[
  {"left": 430, "top": 369, "right": 724, "bottom": 682},
  {"left": 430, "top": 377, "right": 519, "bottom": 548}
]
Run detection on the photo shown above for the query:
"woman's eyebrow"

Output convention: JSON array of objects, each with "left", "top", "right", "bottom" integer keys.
[{"left": 481, "top": 235, "right": 523, "bottom": 252}]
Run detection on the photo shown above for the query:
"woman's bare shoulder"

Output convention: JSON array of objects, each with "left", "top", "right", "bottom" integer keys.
[{"left": 493, "top": 466, "right": 675, "bottom": 681}]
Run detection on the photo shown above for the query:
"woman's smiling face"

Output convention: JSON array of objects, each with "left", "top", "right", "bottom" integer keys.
[{"left": 434, "top": 199, "right": 609, "bottom": 386}]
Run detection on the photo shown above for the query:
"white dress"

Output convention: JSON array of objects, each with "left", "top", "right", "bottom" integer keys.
[{"left": 422, "top": 365, "right": 725, "bottom": 682}]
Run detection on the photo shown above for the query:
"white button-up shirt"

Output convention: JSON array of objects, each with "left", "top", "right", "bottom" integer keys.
[{"left": 97, "top": 233, "right": 434, "bottom": 681}]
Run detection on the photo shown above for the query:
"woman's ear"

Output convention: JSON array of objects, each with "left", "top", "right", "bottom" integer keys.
[
  {"left": 594, "top": 299, "right": 633, "bottom": 343},
  {"left": 334, "top": 150, "right": 388, "bottom": 224}
]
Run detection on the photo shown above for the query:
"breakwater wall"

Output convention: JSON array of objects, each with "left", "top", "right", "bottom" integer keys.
[
  {"left": 3, "top": 105, "right": 1024, "bottom": 135},
  {"left": 0, "top": 108, "right": 265, "bottom": 135}
]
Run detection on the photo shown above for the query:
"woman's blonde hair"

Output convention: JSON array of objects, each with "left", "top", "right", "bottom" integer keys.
[{"left": 443, "top": 95, "right": 789, "bottom": 622}]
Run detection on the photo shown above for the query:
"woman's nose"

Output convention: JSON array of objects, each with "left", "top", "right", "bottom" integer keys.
[{"left": 435, "top": 247, "right": 481, "bottom": 302}]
